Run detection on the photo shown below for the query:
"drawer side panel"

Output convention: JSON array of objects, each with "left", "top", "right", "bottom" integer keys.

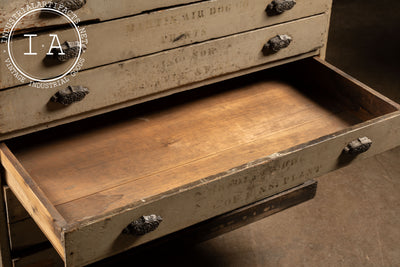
[{"left": 0, "top": 144, "right": 66, "bottom": 259}]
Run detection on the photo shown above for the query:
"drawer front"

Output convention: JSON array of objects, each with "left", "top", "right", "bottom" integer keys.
[
  {"left": 0, "top": 0, "right": 202, "bottom": 32},
  {"left": 0, "top": 14, "right": 329, "bottom": 136},
  {"left": 63, "top": 112, "right": 400, "bottom": 266},
  {"left": 0, "top": 0, "right": 331, "bottom": 89}
]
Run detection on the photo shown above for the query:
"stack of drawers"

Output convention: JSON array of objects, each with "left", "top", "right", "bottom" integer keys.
[
  {"left": 1, "top": 0, "right": 400, "bottom": 266},
  {"left": 0, "top": 0, "right": 332, "bottom": 139}
]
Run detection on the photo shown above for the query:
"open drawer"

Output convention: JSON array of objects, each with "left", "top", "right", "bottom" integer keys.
[{"left": 1, "top": 58, "right": 400, "bottom": 266}]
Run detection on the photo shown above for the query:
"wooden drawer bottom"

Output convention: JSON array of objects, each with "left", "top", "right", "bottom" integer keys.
[{"left": 1, "top": 58, "right": 399, "bottom": 266}]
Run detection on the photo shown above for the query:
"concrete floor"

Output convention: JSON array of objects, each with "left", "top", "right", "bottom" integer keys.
[{"left": 95, "top": 1, "right": 400, "bottom": 266}]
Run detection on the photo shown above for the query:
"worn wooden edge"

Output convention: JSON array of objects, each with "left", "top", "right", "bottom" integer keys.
[
  {"left": 0, "top": 143, "right": 67, "bottom": 260},
  {"left": 93, "top": 180, "right": 318, "bottom": 266},
  {"left": 0, "top": 170, "right": 12, "bottom": 267},
  {"left": 0, "top": 51, "right": 320, "bottom": 142}
]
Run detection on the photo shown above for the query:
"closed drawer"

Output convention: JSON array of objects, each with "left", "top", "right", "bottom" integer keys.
[
  {"left": 0, "top": 0, "right": 203, "bottom": 32},
  {"left": 1, "top": 58, "right": 400, "bottom": 266},
  {"left": 0, "top": 14, "right": 329, "bottom": 139},
  {"left": 0, "top": 0, "right": 331, "bottom": 89}
]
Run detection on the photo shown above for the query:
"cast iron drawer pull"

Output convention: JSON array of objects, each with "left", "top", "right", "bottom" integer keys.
[
  {"left": 51, "top": 85, "right": 89, "bottom": 105},
  {"left": 123, "top": 215, "right": 163, "bottom": 236},
  {"left": 45, "top": 0, "right": 86, "bottom": 11},
  {"left": 266, "top": 0, "right": 296, "bottom": 16},
  {"left": 343, "top": 137, "right": 372, "bottom": 155},
  {"left": 50, "top": 41, "right": 87, "bottom": 62},
  {"left": 263, "top": 34, "right": 292, "bottom": 53}
]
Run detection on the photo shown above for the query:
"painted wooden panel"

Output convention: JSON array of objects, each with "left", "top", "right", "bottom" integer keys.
[{"left": 0, "top": 14, "right": 329, "bottom": 136}]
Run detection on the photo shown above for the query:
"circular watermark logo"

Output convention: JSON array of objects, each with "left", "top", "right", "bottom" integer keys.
[{"left": 2, "top": 2, "right": 88, "bottom": 88}]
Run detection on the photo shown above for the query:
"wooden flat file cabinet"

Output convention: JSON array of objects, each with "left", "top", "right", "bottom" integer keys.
[{"left": 1, "top": 0, "right": 400, "bottom": 266}]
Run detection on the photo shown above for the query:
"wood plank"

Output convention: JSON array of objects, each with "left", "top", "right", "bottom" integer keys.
[
  {"left": 1, "top": 0, "right": 203, "bottom": 32},
  {"left": 0, "top": 144, "right": 66, "bottom": 260},
  {"left": 0, "top": 14, "right": 329, "bottom": 134},
  {"left": 0, "top": 172, "right": 12, "bottom": 267},
  {"left": 0, "top": 0, "right": 331, "bottom": 88}
]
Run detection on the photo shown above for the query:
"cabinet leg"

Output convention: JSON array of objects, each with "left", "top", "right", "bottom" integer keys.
[{"left": 0, "top": 170, "right": 12, "bottom": 267}]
